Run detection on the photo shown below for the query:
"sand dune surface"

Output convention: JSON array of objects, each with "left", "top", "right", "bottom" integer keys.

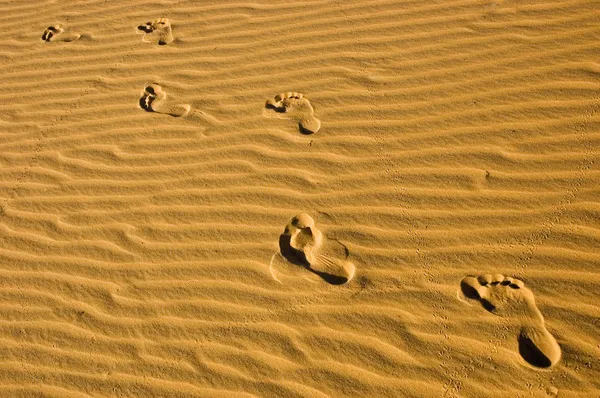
[{"left": 1, "top": 0, "right": 599, "bottom": 396}]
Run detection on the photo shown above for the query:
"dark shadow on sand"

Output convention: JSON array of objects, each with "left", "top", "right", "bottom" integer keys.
[
  {"left": 138, "top": 24, "right": 153, "bottom": 33},
  {"left": 265, "top": 103, "right": 286, "bottom": 113},
  {"left": 460, "top": 279, "right": 497, "bottom": 312},
  {"left": 298, "top": 123, "right": 316, "bottom": 135},
  {"left": 278, "top": 234, "right": 349, "bottom": 285},
  {"left": 139, "top": 96, "right": 152, "bottom": 112},
  {"left": 460, "top": 278, "right": 481, "bottom": 300},
  {"left": 518, "top": 331, "right": 553, "bottom": 368}
]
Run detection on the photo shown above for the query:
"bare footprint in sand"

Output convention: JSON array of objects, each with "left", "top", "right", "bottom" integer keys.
[
  {"left": 265, "top": 92, "right": 321, "bottom": 134},
  {"left": 41, "top": 24, "right": 80, "bottom": 42},
  {"left": 272, "top": 213, "right": 355, "bottom": 285},
  {"left": 460, "top": 274, "right": 561, "bottom": 368},
  {"left": 139, "top": 84, "right": 191, "bottom": 117},
  {"left": 137, "top": 18, "right": 174, "bottom": 45}
]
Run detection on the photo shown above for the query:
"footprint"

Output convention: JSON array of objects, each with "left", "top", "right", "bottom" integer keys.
[
  {"left": 139, "top": 84, "right": 191, "bottom": 117},
  {"left": 276, "top": 213, "right": 355, "bottom": 285},
  {"left": 265, "top": 92, "right": 321, "bottom": 134},
  {"left": 41, "top": 24, "right": 80, "bottom": 42},
  {"left": 460, "top": 274, "right": 561, "bottom": 368},
  {"left": 137, "top": 18, "right": 174, "bottom": 45}
]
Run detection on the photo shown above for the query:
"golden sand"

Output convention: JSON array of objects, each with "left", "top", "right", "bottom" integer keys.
[{"left": 0, "top": 0, "right": 599, "bottom": 396}]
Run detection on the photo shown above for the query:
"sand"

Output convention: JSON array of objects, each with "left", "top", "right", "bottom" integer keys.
[{"left": 1, "top": 0, "right": 599, "bottom": 396}]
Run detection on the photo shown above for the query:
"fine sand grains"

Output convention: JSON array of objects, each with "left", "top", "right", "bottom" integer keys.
[{"left": 1, "top": 0, "right": 599, "bottom": 397}]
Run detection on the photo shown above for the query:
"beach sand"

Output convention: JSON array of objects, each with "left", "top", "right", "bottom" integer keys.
[{"left": 0, "top": 0, "right": 599, "bottom": 396}]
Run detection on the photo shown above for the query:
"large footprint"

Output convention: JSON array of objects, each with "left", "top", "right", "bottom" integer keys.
[
  {"left": 265, "top": 92, "right": 321, "bottom": 134},
  {"left": 137, "top": 18, "right": 174, "bottom": 45},
  {"left": 460, "top": 274, "right": 561, "bottom": 368},
  {"left": 274, "top": 213, "right": 355, "bottom": 285},
  {"left": 139, "top": 84, "right": 191, "bottom": 117},
  {"left": 41, "top": 24, "right": 81, "bottom": 42}
]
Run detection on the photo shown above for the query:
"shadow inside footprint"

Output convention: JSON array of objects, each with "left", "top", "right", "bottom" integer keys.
[
  {"left": 299, "top": 122, "right": 317, "bottom": 135},
  {"left": 265, "top": 102, "right": 286, "bottom": 113},
  {"left": 42, "top": 26, "right": 60, "bottom": 41},
  {"left": 278, "top": 233, "right": 350, "bottom": 285},
  {"left": 460, "top": 278, "right": 482, "bottom": 300},
  {"left": 279, "top": 234, "right": 310, "bottom": 268},
  {"left": 139, "top": 95, "right": 150, "bottom": 112},
  {"left": 137, "top": 23, "right": 154, "bottom": 33},
  {"left": 41, "top": 24, "right": 80, "bottom": 42},
  {"left": 310, "top": 270, "right": 351, "bottom": 285},
  {"left": 137, "top": 18, "right": 174, "bottom": 45},
  {"left": 479, "top": 299, "right": 497, "bottom": 312},
  {"left": 460, "top": 277, "right": 497, "bottom": 311},
  {"left": 518, "top": 331, "right": 553, "bottom": 368},
  {"left": 139, "top": 84, "right": 190, "bottom": 117}
]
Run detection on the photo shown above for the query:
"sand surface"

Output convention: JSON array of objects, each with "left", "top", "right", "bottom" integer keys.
[{"left": 1, "top": 0, "right": 599, "bottom": 397}]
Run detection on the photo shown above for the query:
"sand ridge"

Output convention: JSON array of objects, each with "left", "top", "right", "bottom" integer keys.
[{"left": 1, "top": 0, "right": 599, "bottom": 397}]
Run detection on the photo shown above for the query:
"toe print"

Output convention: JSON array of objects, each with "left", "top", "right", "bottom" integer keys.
[
  {"left": 265, "top": 92, "right": 321, "bottom": 134},
  {"left": 460, "top": 274, "right": 561, "bottom": 368},
  {"left": 272, "top": 213, "right": 355, "bottom": 285},
  {"left": 139, "top": 84, "right": 190, "bottom": 117},
  {"left": 137, "top": 18, "right": 174, "bottom": 45},
  {"left": 42, "top": 24, "right": 80, "bottom": 42}
]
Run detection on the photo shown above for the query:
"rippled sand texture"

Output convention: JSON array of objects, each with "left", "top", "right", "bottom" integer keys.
[{"left": 1, "top": 0, "right": 599, "bottom": 397}]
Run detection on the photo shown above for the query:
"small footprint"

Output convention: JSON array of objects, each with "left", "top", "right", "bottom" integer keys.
[
  {"left": 460, "top": 274, "right": 561, "bottom": 368},
  {"left": 265, "top": 92, "right": 321, "bottom": 134},
  {"left": 41, "top": 24, "right": 80, "bottom": 42},
  {"left": 276, "top": 213, "right": 355, "bottom": 285},
  {"left": 137, "top": 18, "right": 174, "bottom": 45},
  {"left": 139, "top": 84, "right": 191, "bottom": 117}
]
